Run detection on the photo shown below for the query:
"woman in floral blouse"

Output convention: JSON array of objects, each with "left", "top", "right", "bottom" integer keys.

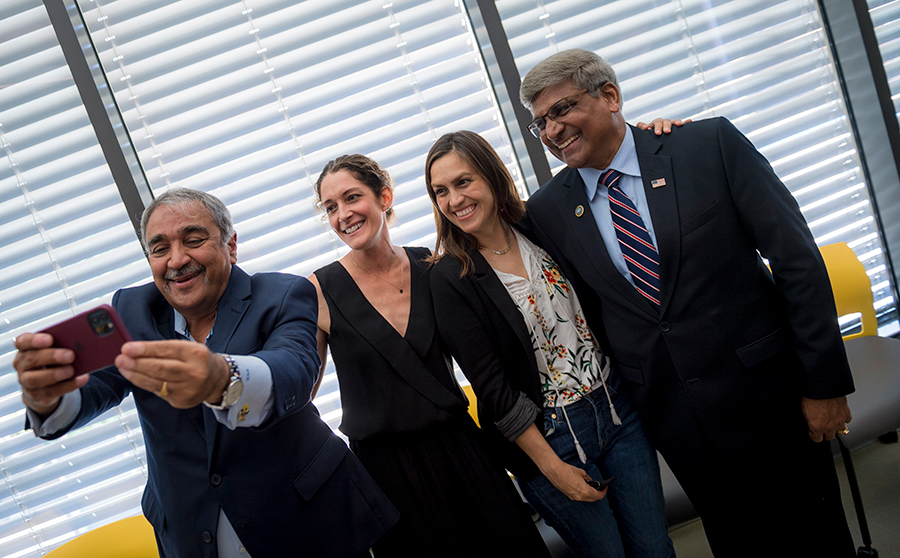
[{"left": 427, "top": 131, "right": 675, "bottom": 558}]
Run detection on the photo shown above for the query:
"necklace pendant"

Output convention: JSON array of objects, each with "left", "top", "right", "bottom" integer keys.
[{"left": 399, "top": 288, "right": 403, "bottom": 293}]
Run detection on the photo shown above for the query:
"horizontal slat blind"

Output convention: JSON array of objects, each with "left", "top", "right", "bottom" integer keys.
[
  {"left": 496, "top": 0, "right": 898, "bottom": 335},
  {"left": 866, "top": 0, "right": 900, "bottom": 335},
  {"left": 3, "top": 1, "right": 529, "bottom": 553},
  {"left": 868, "top": 0, "right": 900, "bottom": 121},
  {"left": 0, "top": 1, "right": 152, "bottom": 556},
  {"left": 79, "top": 0, "right": 520, "bottom": 432}
]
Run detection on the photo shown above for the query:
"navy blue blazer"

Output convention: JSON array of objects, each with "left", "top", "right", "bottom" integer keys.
[
  {"left": 45, "top": 267, "right": 398, "bottom": 557},
  {"left": 525, "top": 118, "right": 854, "bottom": 464}
]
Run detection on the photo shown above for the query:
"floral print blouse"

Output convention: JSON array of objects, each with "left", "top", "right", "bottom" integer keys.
[{"left": 494, "top": 230, "right": 610, "bottom": 408}]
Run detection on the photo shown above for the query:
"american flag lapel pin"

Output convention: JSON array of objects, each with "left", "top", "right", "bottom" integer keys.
[{"left": 651, "top": 178, "right": 666, "bottom": 188}]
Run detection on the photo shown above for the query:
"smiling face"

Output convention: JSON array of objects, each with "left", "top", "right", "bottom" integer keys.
[
  {"left": 428, "top": 151, "right": 499, "bottom": 242},
  {"left": 531, "top": 80, "right": 626, "bottom": 170},
  {"left": 319, "top": 169, "right": 392, "bottom": 250},
  {"left": 145, "top": 202, "right": 237, "bottom": 320}
]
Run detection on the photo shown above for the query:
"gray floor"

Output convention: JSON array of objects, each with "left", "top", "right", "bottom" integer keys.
[{"left": 539, "top": 434, "right": 900, "bottom": 557}]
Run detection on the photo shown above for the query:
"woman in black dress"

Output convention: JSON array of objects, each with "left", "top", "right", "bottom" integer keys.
[{"left": 307, "top": 154, "right": 550, "bottom": 557}]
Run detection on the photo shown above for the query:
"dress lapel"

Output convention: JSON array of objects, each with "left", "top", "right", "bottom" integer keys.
[
  {"left": 402, "top": 255, "right": 436, "bottom": 359},
  {"left": 324, "top": 251, "right": 463, "bottom": 412}
]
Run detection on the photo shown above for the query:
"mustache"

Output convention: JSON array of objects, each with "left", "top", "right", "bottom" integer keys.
[{"left": 164, "top": 264, "right": 205, "bottom": 282}]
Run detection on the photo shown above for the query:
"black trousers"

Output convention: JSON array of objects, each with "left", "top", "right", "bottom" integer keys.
[{"left": 660, "top": 407, "right": 855, "bottom": 558}]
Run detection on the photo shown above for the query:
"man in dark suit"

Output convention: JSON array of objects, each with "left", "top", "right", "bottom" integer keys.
[
  {"left": 520, "top": 49, "right": 856, "bottom": 556},
  {"left": 14, "top": 189, "right": 398, "bottom": 557}
]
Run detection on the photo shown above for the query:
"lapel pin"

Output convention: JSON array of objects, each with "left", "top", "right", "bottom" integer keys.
[
  {"left": 575, "top": 205, "right": 584, "bottom": 217},
  {"left": 651, "top": 178, "right": 666, "bottom": 188}
]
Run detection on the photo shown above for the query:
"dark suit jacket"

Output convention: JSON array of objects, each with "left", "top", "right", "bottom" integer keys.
[
  {"left": 45, "top": 267, "right": 398, "bottom": 557},
  {"left": 525, "top": 118, "right": 854, "bottom": 465},
  {"left": 431, "top": 249, "right": 547, "bottom": 479}
]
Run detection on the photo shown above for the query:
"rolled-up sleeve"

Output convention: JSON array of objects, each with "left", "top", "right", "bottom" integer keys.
[{"left": 495, "top": 391, "right": 541, "bottom": 442}]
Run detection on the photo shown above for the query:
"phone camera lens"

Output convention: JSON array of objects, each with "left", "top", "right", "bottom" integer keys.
[{"left": 87, "top": 310, "right": 114, "bottom": 336}]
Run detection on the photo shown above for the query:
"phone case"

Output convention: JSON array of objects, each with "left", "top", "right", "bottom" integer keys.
[{"left": 39, "top": 304, "right": 132, "bottom": 376}]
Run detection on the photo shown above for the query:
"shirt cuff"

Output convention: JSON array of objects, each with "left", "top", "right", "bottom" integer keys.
[
  {"left": 495, "top": 392, "right": 542, "bottom": 442},
  {"left": 209, "top": 355, "right": 275, "bottom": 429},
  {"left": 28, "top": 390, "right": 81, "bottom": 438}
]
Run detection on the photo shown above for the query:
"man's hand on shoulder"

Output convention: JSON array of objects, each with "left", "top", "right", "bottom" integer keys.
[
  {"left": 635, "top": 117, "right": 692, "bottom": 135},
  {"left": 801, "top": 396, "right": 852, "bottom": 442},
  {"left": 14, "top": 333, "right": 89, "bottom": 416},
  {"left": 116, "top": 340, "right": 230, "bottom": 409}
]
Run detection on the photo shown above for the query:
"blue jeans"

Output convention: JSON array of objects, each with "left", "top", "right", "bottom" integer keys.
[{"left": 518, "top": 373, "right": 675, "bottom": 558}]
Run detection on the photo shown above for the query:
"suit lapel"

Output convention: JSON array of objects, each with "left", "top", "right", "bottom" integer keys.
[
  {"left": 149, "top": 290, "right": 176, "bottom": 341},
  {"left": 204, "top": 266, "right": 252, "bottom": 460},
  {"left": 560, "top": 168, "right": 656, "bottom": 316},
  {"left": 633, "top": 127, "right": 681, "bottom": 316},
  {"left": 471, "top": 250, "right": 534, "bottom": 359},
  {"left": 207, "top": 267, "right": 253, "bottom": 354},
  {"left": 148, "top": 288, "right": 209, "bottom": 446}
]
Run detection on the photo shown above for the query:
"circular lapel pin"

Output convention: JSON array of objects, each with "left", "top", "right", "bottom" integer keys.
[{"left": 575, "top": 205, "right": 584, "bottom": 217}]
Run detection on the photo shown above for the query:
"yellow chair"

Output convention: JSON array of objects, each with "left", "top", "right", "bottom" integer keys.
[
  {"left": 818, "top": 242, "right": 877, "bottom": 339},
  {"left": 45, "top": 515, "right": 158, "bottom": 558},
  {"left": 462, "top": 384, "right": 480, "bottom": 427}
]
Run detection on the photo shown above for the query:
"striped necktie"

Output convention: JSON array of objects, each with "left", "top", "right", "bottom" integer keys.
[{"left": 603, "top": 169, "right": 661, "bottom": 310}]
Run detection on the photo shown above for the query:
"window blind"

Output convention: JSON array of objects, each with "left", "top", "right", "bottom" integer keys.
[
  {"left": 868, "top": 0, "right": 900, "bottom": 123},
  {"left": 3, "top": 0, "right": 899, "bottom": 554},
  {"left": 0, "top": 2, "right": 152, "bottom": 556},
  {"left": 1, "top": 0, "right": 520, "bottom": 554},
  {"left": 78, "top": 0, "right": 521, "bottom": 430},
  {"left": 495, "top": 0, "right": 898, "bottom": 335}
]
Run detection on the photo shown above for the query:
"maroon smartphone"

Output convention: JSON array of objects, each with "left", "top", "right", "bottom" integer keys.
[{"left": 39, "top": 304, "right": 132, "bottom": 376}]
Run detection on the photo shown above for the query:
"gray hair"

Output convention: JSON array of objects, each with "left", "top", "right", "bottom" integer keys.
[
  {"left": 140, "top": 188, "right": 234, "bottom": 249},
  {"left": 519, "top": 49, "right": 620, "bottom": 112}
]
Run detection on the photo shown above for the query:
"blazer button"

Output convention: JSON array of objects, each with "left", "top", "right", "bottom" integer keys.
[
  {"left": 285, "top": 395, "right": 296, "bottom": 410},
  {"left": 202, "top": 531, "right": 213, "bottom": 543},
  {"left": 210, "top": 473, "right": 222, "bottom": 486},
  {"left": 659, "top": 322, "right": 671, "bottom": 332}
]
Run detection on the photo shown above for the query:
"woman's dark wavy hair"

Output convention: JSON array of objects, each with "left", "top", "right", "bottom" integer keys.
[{"left": 425, "top": 131, "right": 525, "bottom": 276}]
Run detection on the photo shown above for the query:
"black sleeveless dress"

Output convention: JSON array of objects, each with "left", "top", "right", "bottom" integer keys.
[{"left": 316, "top": 247, "right": 550, "bottom": 558}]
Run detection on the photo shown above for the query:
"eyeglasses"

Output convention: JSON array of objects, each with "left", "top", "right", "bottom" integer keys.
[{"left": 526, "top": 88, "right": 591, "bottom": 138}]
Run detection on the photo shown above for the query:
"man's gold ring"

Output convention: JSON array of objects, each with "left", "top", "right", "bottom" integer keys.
[
  {"left": 838, "top": 428, "right": 849, "bottom": 435},
  {"left": 158, "top": 381, "right": 169, "bottom": 398}
]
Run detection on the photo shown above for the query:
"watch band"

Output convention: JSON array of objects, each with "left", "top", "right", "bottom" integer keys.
[{"left": 205, "top": 354, "right": 242, "bottom": 410}]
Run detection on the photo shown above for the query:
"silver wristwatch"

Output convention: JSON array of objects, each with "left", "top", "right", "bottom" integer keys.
[{"left": 205, "top": 354, "right": 243, "bottom": 410}]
